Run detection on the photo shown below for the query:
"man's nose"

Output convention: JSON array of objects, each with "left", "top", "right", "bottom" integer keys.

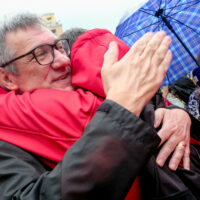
[{"left": 50, "top": 49, "right": 71, "bottom": 70}]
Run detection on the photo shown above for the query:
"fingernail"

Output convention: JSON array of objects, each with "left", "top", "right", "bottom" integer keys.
[
  {"left": 164, "top": 36, "right": 172, "bottom": 44},
  {"left": 169, "top": 164, "right": 177, "bottom": 171},
  {"left": 145, "top": 32, "right": 154, "bottom": 38},
  {"left": 185, "top": 166, "right": 190, "bottom": 170},
  {"left": 157, "top": 31, "right": 166, "bottom": 37},
  {"left": 109, "top": 41, "right": 116, "bottom": 49},
  {"left": 154, "top": 117, "right": 158, "bottom": 128},
  {"left": 156, "top": 159, "right": 163, "bottom": 167}
]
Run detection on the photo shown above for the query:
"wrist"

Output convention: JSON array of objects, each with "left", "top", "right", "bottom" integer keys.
[{"left": 106, "top": 92, "right": 144, "bottom": 116}]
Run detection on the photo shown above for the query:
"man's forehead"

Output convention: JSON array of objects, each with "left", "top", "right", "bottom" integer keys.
[{"left": 6, "top": 26, "right": 57, "bottom": 54}]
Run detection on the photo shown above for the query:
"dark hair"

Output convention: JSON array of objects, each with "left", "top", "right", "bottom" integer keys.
[
  {"left": 59, "top": 28, "right": 87, "bottom": 50},
  {"left": 169, "top": 76, "right": 196, "bottom": 103}
]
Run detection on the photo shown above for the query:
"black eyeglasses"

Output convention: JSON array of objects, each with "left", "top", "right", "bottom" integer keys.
[{"left": 0, "top": 39, "right": 70, "bottom": 68}]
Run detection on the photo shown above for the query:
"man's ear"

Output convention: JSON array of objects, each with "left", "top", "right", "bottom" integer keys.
[{"left": 0, "top": 68, "right": 18, "bottom": 90}]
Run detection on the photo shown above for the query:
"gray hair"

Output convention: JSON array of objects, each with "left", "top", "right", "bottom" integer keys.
[{"left": 0, "top": 13, "right": 45, "bottom": 74}]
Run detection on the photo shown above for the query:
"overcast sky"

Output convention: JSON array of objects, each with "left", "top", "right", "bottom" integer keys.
[{"left": 0, "top": 0, "right": 148, "bottom": 33}]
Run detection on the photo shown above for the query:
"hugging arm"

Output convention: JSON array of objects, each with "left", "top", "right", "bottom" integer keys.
[
  {"left": 0, "top": 100, "right": 160, "bottom": 200},
  {"left": 0, "top": 31, "right": 172, "bottom": 200}
]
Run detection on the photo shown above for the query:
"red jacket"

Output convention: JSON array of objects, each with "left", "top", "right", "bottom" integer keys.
[
  {"left": 71, "top": 28, "right": 130, "bottom": 97},
  {"left": 0, "top": 29, "right": 140, "bottom": 199},
  {"left": 0, "top": 87, "right": 103, "bottom": 167},
  {"left": 0, "top": 29, "right": 129, "bottom": 165}
]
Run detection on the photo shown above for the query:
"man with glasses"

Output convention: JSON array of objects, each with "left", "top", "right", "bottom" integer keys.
[
  {"left": 0, "top": 13, "right": 196, "bottom": 199},
  {"left": 0, "top": 39, "right": 70, "bottom": 68},
  {"left": 0, "top": 35, "right": 73, "bottom": 92}
]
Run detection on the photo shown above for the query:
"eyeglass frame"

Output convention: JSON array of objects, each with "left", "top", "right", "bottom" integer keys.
[{"left": 0, "top": 39, "right": 70, "bottom": 68}]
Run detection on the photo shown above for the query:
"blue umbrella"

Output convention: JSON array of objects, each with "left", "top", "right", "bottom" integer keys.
[{"left": 115, "top": 0, "right": 200, "bottom": 86}]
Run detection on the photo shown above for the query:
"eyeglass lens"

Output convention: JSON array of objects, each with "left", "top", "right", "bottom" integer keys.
[
  {"left": 34, "top": 40, "right": 70, "bottom": 65},
  {"left": 34, "top": 45, "right": 53, "bottom": 65}
]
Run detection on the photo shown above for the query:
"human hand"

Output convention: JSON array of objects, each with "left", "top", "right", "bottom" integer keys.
[
  {"left": 101, "top": 31, "right": 172, "bottom": 116},
  {"left": 154, "top": 108, "right": 191, "bottom": 171}
]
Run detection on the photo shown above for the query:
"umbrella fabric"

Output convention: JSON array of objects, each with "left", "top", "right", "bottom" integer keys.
[{"left": 115, "top": 0, "right": 200, "bottom": 86}]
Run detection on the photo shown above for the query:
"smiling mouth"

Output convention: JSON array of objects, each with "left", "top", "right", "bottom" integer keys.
[
  {"left": 54, "top": 72, "right": 71, "bottom": 81},
  {"left": 60, "top": 74, "right": 68, "bottom": 80}
]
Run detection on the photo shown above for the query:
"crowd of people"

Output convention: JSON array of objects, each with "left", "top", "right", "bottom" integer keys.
[{"left": 0, "top": 13, "right": 199, "bottom": 200}]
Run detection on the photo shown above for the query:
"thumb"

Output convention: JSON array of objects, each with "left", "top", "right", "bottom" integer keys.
[
  {"left": 103, "top": 41, "right": 119, "bottom": 67},
  {"left": 154, "top": 108, "right": 165, "bottom": 128}
]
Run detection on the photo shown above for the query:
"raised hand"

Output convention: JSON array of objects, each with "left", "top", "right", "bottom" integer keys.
[{"left": 101, "top": 31, "right": 172, "bottom": 116}]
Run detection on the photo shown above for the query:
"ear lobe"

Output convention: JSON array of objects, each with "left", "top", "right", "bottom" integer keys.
[{"left": 0, "top": 68, "right": 18, "bottom": 90}]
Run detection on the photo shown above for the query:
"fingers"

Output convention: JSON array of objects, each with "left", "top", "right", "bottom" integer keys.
[
  {"left": 157, "top": 140, "right": 190, "bottom": 171},
  {"left": 156, "top": 121, "right": 184, "bottom": 167},
  {"left": 141, "top": 31, "right": 167, "bottom": 60},
  {"left": 127, "top": 31, "right": 169, "bottom": 79},
  {"left": 154, "top": 108, "right": 165, "bottom": 128},
  {"left": 148, "top": 35, "right": 172, "bottom": 85},
  {"left": 156, "top": 131, "right": 190, "bottom": 171},
  {"left": 103, "top": 41, "right": 119, "bottom": 67},
  {"left": 127, "top": 32, "right": 154, "bottom": 58},
  {"left": 152, "top": 35, "right": 172, "bottom": 68},
  {"left": 183, "top": 124, "right": 191, "bottom": 170},
  {"left": 157, "top": 50, "right": 172, "bottom": 80},
  {"left": 156, "top": 135, "right": 178, "bottom": 168},
  {"left": 102, "top": 42, "right": 119, "bottom": 94},
  {"left": 157, "top": 124, "right": 176, "bottom": 147},
  {"left": 156, "top": 112, "right": 176, "bottom": 146},
  {"left": 168, "top": 141, "right": 186, "bottom": 171},
  {"left": 183, "top": 143, "right": 190, "bottom": 170}
]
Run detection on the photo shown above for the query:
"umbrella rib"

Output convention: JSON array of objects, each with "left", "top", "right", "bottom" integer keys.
[
  {"left": 140, "top": 8, "right": 155, "bottom": 12},
  {"left": 116, "top": 7, "right": 154, "bottom": 33},
  {"left": 159, "top": 0, "right": 162, "bottom": 8},
  {"left": 168, "top": 4, "right": 199, "bottom": 17},
  {"left": 118, "top": 10, "right": 160, "bottom": 37},
  {"left": 166, "top": 0, "right": 199, "bottom": 16},
  {"left": 140, "top": 1, "right": 189, "bottom": 15},
  {"left": 164, "top": 14, "right": 200, "bottom": 35},
  {"left": 164, "top": 0, "right": 168, "bottom": 11},
  {"left": 165, "top": 0, "right": 180, "bottom": 16},
  {"left": 153, "top": 21, "right": 163, "bottom": 32},
  {"left": 162, "top": 18, "right": 199, "bottom": 67},
  {"left": 166, "top": 0, "right": 198, "bottom": 10},
  {"left": 140, "top": 9, "right": 158, "bottom": 17},
  {"left": 123, "top": 21, "right": 161, "bottom": 37},
  {"left": 159, "top": 0, "right": 166, "bottom": 10},
  {"left": 139, "top": 1, "right": 198, "bottom": 18},
  {"left": 133, "top": 9, "right": 157, "bottom": 25},
  {"left": 116, "top": 9, "right": 156, "bottom": 35},
  {"left": 139, "top": 8, "right": 155, "bottom": 15}
]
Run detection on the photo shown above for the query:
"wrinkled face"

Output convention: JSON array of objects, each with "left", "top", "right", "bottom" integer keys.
[{"left": 5, "top": 25, "right": 73, "bottom": 92}]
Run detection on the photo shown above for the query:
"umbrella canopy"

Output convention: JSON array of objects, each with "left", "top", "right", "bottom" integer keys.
[{"left": 115, "top": 0, "right": 200, "bottom": 86}]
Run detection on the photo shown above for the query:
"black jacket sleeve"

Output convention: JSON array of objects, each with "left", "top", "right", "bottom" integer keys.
[{"left": 0, "top": 100, "right": 160, "bottom": 200}]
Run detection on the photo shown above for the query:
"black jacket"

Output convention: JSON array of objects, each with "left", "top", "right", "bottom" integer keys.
[
  {"left": 0, "top": 100, "right": 160, "bottom": 200},
  {"left": 0, "top": 97, "right": 199, "bottom": 200},
  {"left": 141, "top": 144, "right": 200, "bottom": 200},
  {"left": 140, "top": 93, "right": 200, "bottom": 200}
]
